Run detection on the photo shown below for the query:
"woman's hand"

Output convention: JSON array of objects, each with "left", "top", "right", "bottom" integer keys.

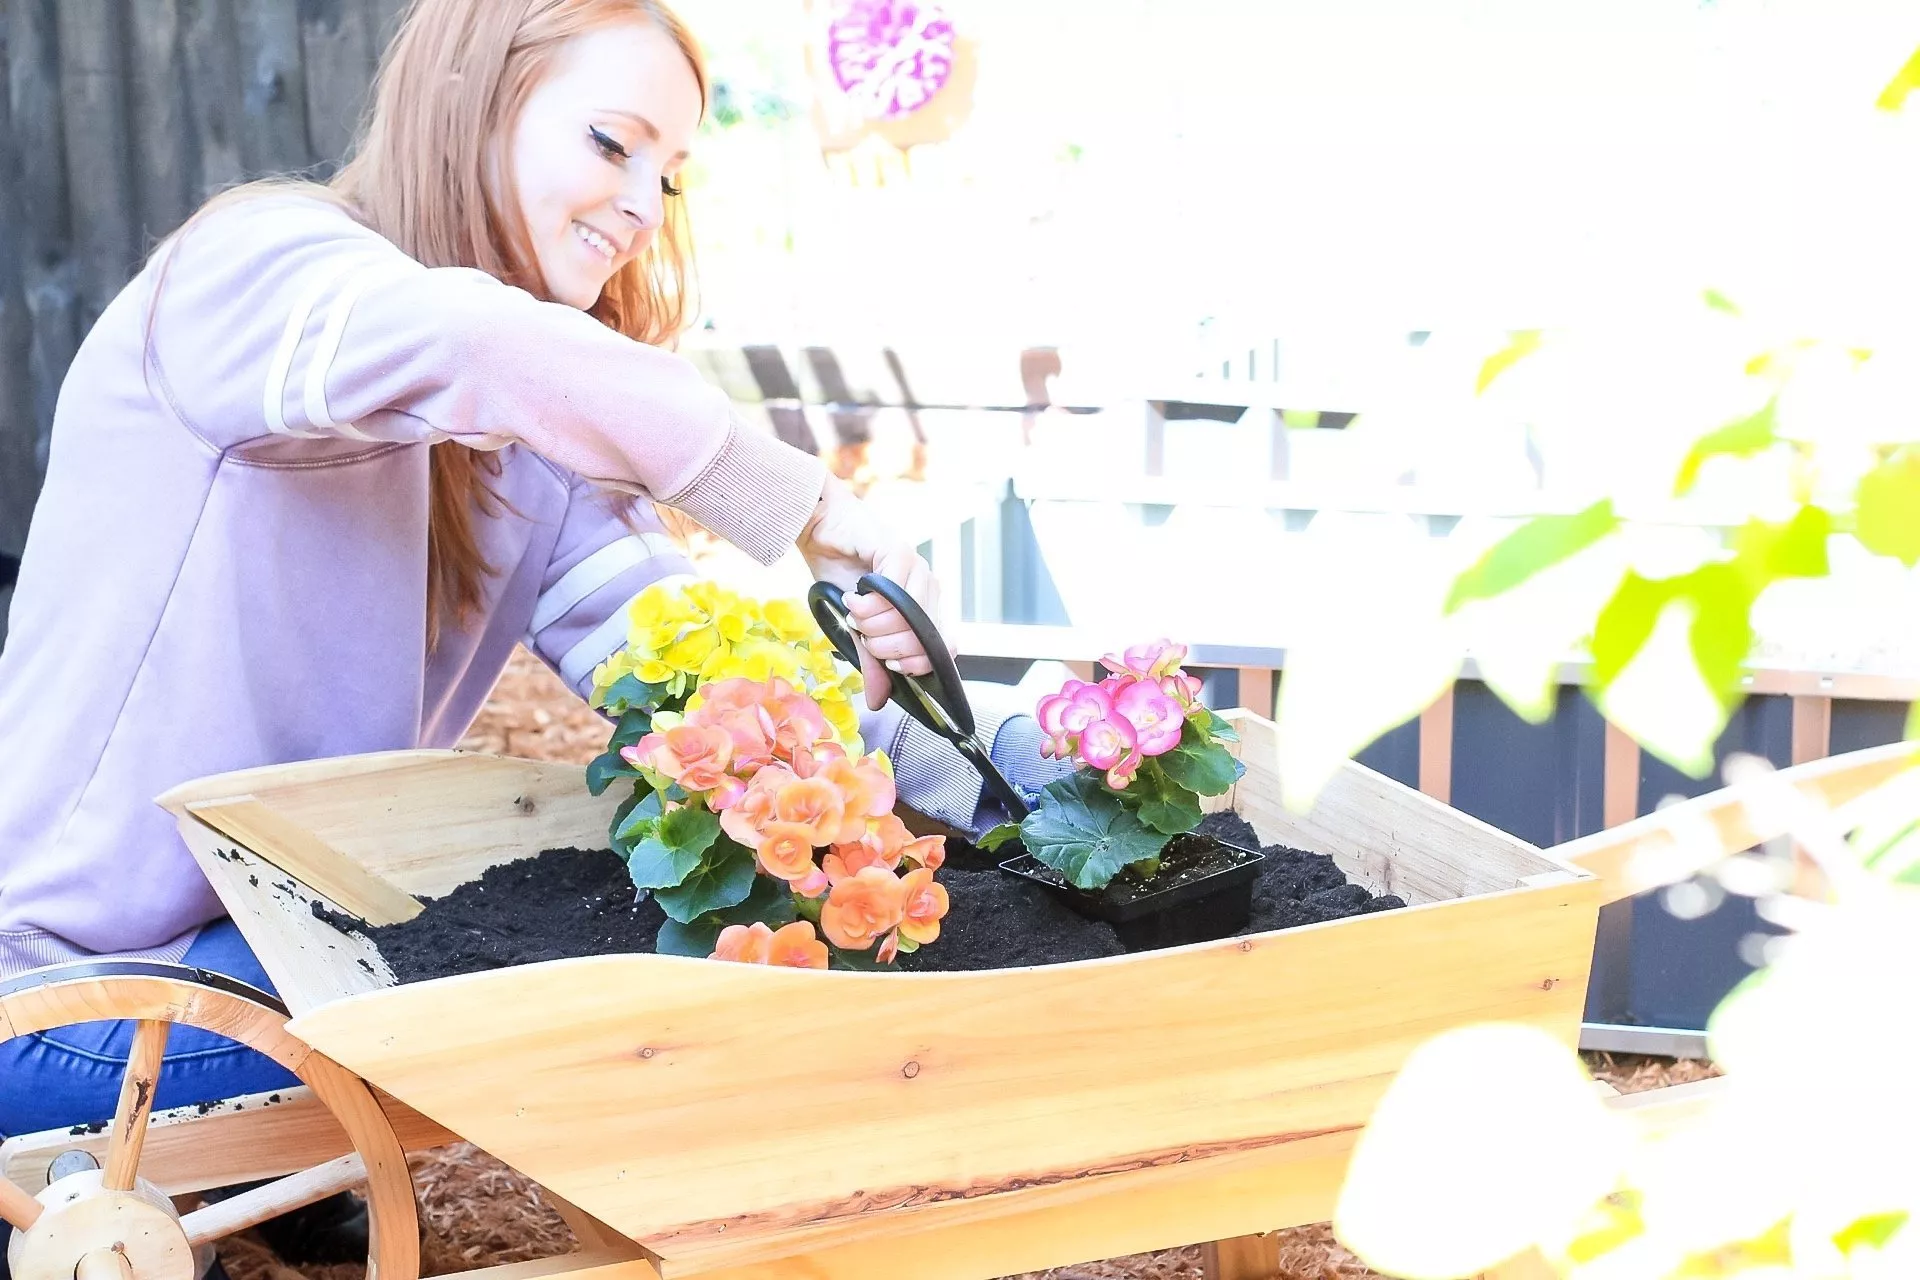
[{"left": 796, "top": 475, "right": 947, "bottom": 710}]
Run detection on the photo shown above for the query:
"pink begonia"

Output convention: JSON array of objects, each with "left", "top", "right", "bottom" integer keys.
[
  {"left": 1035, "top": 681, "right": 1113, "bottom": 758},
  {"left": 1100, "top": 639, "right": 1188, "bottom": 681},
  {"left": 1113, "top": 679, "right": 1184, "bottom": 756},
  {"left": 1078, "top": 715, "right": 1143, "bottom": 789}
]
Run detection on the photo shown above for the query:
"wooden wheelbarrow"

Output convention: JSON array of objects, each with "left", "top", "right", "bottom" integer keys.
[{"left": 1, "top": 713, "right": 1911, "bottom": 1280}]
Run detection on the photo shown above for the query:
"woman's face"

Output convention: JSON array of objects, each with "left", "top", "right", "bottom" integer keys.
[{"left": 508, "top": 22, "right": 700, "bottom": 309}]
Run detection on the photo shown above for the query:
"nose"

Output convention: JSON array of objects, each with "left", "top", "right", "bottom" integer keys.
[{"left": 613, "top": 165, "right": 665, "bottom": 233}]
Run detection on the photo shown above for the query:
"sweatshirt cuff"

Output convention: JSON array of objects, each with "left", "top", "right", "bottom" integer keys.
[{"left": 663, "top": 414, "right": 827, "bottom": 566}]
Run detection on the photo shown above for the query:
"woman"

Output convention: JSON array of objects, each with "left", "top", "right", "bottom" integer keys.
[{"left": 0, "top": 0, "right": 1054, "bottom": 1253}]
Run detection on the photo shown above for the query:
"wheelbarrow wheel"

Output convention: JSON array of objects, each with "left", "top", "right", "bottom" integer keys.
[{"left": 0, "top": 962, "right": 419, "bottom": 1280}]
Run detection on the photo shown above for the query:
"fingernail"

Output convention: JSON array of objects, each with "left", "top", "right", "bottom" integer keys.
[
  {"left": 845, "top": 616, "right": 863, "bottom": 634},
  {"left": 886, "top": 660, "right": 903, "bottom": 673}
]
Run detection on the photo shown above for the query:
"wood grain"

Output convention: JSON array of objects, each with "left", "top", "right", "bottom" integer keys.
[
  {"left": 184, "top": 797, "right": 423, "bottom": 925},
  {"left": 102, "top": 1020, "right": 170, "bottom": 1190},
  {"left": 175, "top": 814, "right": 396, "bottom": 1021},
  {"left": 292, "top": 875, "right": 1596, "bottom": 1255},
  {"left": 1558, "top": 741, "right": 1920, "bottom": 906},
  {"left": 2, "top": 1086, "right": 454, "bottom": 1196}
]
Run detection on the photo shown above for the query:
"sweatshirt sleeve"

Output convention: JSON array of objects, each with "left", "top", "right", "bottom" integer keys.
[
  {"left": 524, "top": 470, "right": 698, "bottom": 700},
  {"left": 145, "top": 195, "right": 824, "bottom": 565}
]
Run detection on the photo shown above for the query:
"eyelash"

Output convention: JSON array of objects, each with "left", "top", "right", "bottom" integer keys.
[{"left": 590, "top": 127, "right": 683, "bottom": 198}]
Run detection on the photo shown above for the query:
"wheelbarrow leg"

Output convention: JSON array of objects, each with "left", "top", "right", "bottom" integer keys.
[{"left": 1201, "top": 1234, "right": 1279, "bottom": 1279}]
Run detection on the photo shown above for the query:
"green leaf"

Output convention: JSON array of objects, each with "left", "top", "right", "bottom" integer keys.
[
  {"left": 1673, "top": 400, "right": 1778, "bottom": 497},
  {"left": 1835, "top": 1210, "right": 1909, "bottom": 1254},
  {"left": 1445, "top": 500, "right": 1618, "bottom": 614},
  {"left": 655, "top": 918, "right": 717, "bottom": 957},
  {"left": 612, "top": 789, "right": 665, "bottom": 852},
  {"left": 1875, "top": 44, "right": 1920, "bottom": 112},
  {"left": 608, "top": 783, "right": 650, "bottom": 843},
  {"left": 1702, "top": 289, "right": 1740, "bottom": 315},
  {"left": 1021, "top": 773, "right": 1169, "bottom": 890},
  {"left": 1732, "top": 506, "right": 1831, "bottom": 590},
  {"left": 585, "top": 749, "right": 643, "bottom": 797},
  {"left": 600, "top": 673, "right": 669, "bottom": 716},
  {"left": 1683, "top": 564, "right": 1755, "bottom": 702},
  {"left": 608, "top": 706, "right": 653, "bottom": 751},
  {"left": 1591, "top": 573, "right": 1677, "bottom": 686},
  {"left": 654, "top": 876, "right": 796, "bottom": 956},
  {"left": 1156, "top": 717, "right": 1244, "bottom": 796},
  {"left": 1475, "top": 329, "right": 1543, "bottom": 394},
  {"left": 654, "top": 840, "right": 758, "bottom": 922},
  {"left": 1130, "top": 766, "right": 1203, "bottom": 836},
  {"left": 626, "top": 803, "right": 722, "bottom": 890},
  {"left": 1188, "top": 705, "right": 1239, "bottom": 743},
  {"left": 977, "top": 822, "right": 1023, "bottom": 853},
  {"left": 1856, "top": 446, "right": 1920, "bottom": 566}
]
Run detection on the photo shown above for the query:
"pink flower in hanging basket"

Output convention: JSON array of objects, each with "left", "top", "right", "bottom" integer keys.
[
  {"left": 1114, "top": 680, "right": 1185, "bottom": 757},
  {"left": 824, "top": 0, "right": 956, "bottom": 122}
]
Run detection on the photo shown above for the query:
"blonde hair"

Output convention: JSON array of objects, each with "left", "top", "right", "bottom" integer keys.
[{"left": 168, "top": 0, "right": 706, "bottom": 646}]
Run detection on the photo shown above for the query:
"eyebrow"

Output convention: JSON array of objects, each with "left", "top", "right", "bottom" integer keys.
[{"left": 598, "top": 108, "right": 689, "bottom": 161}]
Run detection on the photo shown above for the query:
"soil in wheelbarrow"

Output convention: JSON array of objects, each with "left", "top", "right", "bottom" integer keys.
[{"left": 352, "top": 812, "right": 1406, "bottom": 984}]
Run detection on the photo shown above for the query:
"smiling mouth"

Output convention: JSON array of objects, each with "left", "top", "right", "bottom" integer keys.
[{"left": 573, "top": 221, "right": 619, "bottom": 262}]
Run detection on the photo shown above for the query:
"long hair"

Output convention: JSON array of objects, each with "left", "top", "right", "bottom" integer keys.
[{"left": 166, "top": 0, "right": 706, "bottom": 647}]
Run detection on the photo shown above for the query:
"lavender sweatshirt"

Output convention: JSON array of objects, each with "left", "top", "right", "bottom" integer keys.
[{"left": 0, "top": 196, "right": 1016, "bottom": 979}]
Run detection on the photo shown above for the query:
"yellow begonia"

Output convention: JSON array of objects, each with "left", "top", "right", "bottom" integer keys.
[{"left": 599, "top": 582, "right": 871, "bottom": 748}]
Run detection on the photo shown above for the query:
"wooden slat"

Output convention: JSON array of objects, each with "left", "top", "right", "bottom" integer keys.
[
  {"left": 185, "top": 796, "right": 424, "bottom": 925},
  {"left": 176, "top": 815, "right": 395, "bottom": 1020},
  {"left": 1215, "top": 711, "right": 1577, "bottom": 905},
  {"left": 127, "top": 0, "right": 197, "bottom": 237},
  {"left": 1558, "top": 741, "right": 1920, "bottom": 906},
  {"left": 182, "top": 1153, "right": 367, "bottom": 1245},
  {"left": 0, "top": 1173, "right": 42, "bottom": 1231},
  {"left": 2, "top": 1086, "right": 455, "bottom": 1196},
  {"left": 1791, "top": 694, "right": 1832, "bottom": 765},
  {"left": 1601, "top": 719, "right": 1639, "bottom": 830},
  {"left": 1202, "top": 1234, "right": 1280, "bottom": 1279},
  {"left": 0, "top": 35, "right": 40, "bottom": 557},
  {"left": 628, "top": 1125, "right": 1363, "bottom": 1279},
  {"left": 1417, "top": 687, "right": 1455, "bottom": 805},
  {"left": 103, "top": 1020, "right": 171, "bottom": 1190},
  {"left": 1235, "top": 667, "right": 1274, "bottom": 718},
  {"left": 231, "top": 0, "right": 311, "bottom": 172},
  {"left": 180, "top": 0, "right": 248, "bottom": 191},
  {"left": 55, "top": 0, "right": 141, "bottom": 327},
  {"left": 290, "top": 870, "right": 1597, "bottom": 1253},
  {"left": 298, "top": 0, "right": 376, "bottom": 164},
  {"left": 162, "top": 751, "right": 622, "bottom": 899}
]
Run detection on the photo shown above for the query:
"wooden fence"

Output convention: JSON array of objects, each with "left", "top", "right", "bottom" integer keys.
[{"left": 0, "top": 0, "right": 404, "bottom": 570}]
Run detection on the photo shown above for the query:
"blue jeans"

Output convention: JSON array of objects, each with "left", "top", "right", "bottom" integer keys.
[{"left": 0, "top": 918, "right": 300, "bottom": 1139}]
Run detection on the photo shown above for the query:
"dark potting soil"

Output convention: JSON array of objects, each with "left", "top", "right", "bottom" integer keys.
[{"left": 355, "top": 811, "right": 1405, "bottom": 984}]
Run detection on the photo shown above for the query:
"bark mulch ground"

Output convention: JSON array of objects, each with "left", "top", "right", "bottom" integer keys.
[{"left": 219, "top": 647, "right": 1721, "bottom": 1280}]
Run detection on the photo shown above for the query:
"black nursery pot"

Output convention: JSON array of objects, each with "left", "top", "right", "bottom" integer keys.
[{"left": 999, "top": 832, "right": 1266, "bottom": 952}]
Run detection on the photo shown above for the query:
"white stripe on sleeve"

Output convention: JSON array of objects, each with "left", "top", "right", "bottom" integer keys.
[
  {"left": 304, "top": 259, "right": 422, "bottom": 439},
  {"left": 557, "top": 573, "right": 696, "bottom": 692},
  {"left": 262, "top": 274, "right": 336, "bottom": 437},
  {"left": 529, "top": 533, "right": 682, "bottom": 635}
]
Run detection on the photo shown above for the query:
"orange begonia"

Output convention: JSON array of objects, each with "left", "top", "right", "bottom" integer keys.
[
  {"left": 899, "top": 867, "right": 948, "bottom": 945},
  {"left": 756, "top": 820, "right": 820, "bottom": 884},
  {"left": 719, "top": 764, "right": 791, "bottom": 846},
  {"left": 711, "top": 920, "right": 829, "bottom": 970},
  {"left": 625, "top": 723, "right": 733, "bottom": 793},
  {"left": 766, "top": 921, "right": 829, "bottom": 969},
  {"left": 820, "top": 865, "right": 909, "bottom": 951},
  {"left": 774, "top": 775, "right": 850, "bottom": 846},
  {"left": 711, "top": 922, "right": 774, "bottom": 964}
]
